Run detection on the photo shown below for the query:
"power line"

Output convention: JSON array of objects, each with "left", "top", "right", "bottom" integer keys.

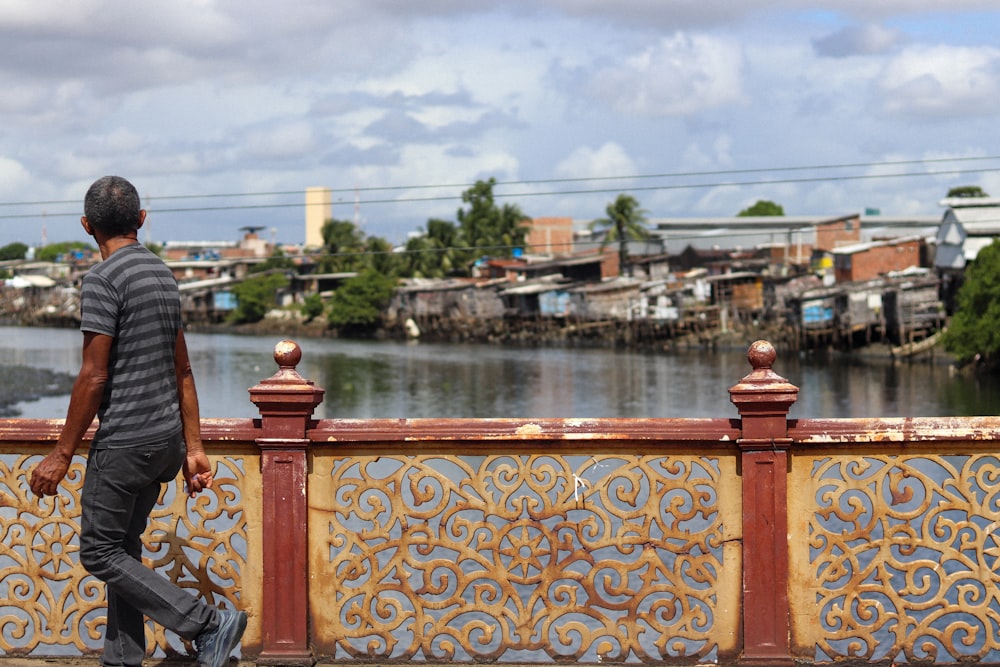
[
  {"left": 2, "top": 157, "right": 1000, "bottom": 223},
  {"left": 2, "top": 155, "right": 1000, "bottom": 209}
]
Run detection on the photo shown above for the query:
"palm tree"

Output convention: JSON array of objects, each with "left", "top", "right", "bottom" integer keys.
[
  {"left": 589, "top": 194, "right": 650, "bottom": 276},
  {"left": 319, "top": 218, "right": 366, "bottom": 273}
]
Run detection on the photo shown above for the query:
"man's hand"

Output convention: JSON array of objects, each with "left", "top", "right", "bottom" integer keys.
[
  {"left": 30, "top": 450, "right": 73, "bottom": 497},
  {"left": 183, "top": 451, "right": 214, "bottom": 498}
]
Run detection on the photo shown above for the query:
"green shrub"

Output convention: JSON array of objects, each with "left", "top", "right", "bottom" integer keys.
[
  {"left": 327, "top": 270, "right": 396, "bottom": 335},
  {"left": 942, "top": 239, "right": 1000, "bottom": 368},
  {"left": 228, "top": 272, "right": 289, "bottom": 324}
]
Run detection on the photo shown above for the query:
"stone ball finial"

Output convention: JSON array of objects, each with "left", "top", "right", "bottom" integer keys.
[
  {"left": 747, "top": 339, "right": 776, "bottom": 371},
  {"left": 273, "top": 339, "right": 302, "bottom": 370}
]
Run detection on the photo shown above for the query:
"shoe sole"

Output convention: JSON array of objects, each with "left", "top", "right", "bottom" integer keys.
[{"left": 202, "top": 611, "right": 248, "bottom": 667}]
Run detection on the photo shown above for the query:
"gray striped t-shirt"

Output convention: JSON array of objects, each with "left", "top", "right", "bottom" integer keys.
[{"left": 80, "top": 243, "right": 184, "bottom": 449}]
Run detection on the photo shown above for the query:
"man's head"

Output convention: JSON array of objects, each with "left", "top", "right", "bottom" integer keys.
[{"left": 83, "top": 176, "right": 144, "bottom": 238}]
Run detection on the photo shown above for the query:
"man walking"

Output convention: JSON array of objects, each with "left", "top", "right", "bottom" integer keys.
[{"left": 30, "top": 175, "right": 246, "bottom": 667}]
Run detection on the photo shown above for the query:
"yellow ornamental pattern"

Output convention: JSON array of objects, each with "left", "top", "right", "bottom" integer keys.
[
  {"left": 790, "top": 449, "right": 1000, "bottom": 662},
  {"left": 0, "top": 447, "right": 252, "bottom": 658},
  {"left": 309, "top": 450, "right": 742, "bottom": 662}
]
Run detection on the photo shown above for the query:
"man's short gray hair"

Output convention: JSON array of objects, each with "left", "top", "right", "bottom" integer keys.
[{"left": 84, "top": 176, "right": 142, "bottom": 236}]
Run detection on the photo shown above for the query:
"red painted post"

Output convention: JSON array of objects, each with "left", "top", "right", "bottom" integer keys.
[
  {"left": 249, "top": 340, "right": 325, "bottom": 665},
  {"left": 729, "top": 340, "right": 798, "bottom": 667}
]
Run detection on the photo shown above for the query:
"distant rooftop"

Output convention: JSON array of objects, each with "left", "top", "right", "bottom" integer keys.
[
  {"left": 939, "top": 197, "right": 1000, "bottom": 208},
  {"left": 163, "top": 240, "right": 238, "bottom": 248}
]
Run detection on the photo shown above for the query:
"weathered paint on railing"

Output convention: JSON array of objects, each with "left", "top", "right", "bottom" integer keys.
[
  {"left": 304, "top": 437, "right": 743, "bottom": 662},
  {"left": 0, "top": 428, "right": 263, "bottom": 659},
  {"left": 4, "top": 339, "right": 1000, "bottom": 666}
]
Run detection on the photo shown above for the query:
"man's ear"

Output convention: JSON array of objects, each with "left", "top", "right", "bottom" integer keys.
[
  {"left": 137, "top": 209, "right": 146, "bottom": 230},
  {"left": 81, "top": 216, "right": 94, "bottom": 237}
]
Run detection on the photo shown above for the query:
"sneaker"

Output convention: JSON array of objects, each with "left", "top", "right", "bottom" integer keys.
[{"left": 196, "top": 609, "right": 247, "bottom": 667}]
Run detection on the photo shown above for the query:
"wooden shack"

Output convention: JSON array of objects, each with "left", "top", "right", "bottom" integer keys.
[
  {"left": 837, "top": 279, "right": 887, "bottom": 345},
  {"left": 388, "top": 278, "right": 507, "bottom": 323},
  {"left": 789, "top": 285, "right": 840, "bottom": 348},
  {"left": 498, "top": 276, "right": 573, "bottom": 318},
  {"left": 704, "top": 272, "right": 764, "bottom": 327},
  {"left": 568, "top": 278, "right": 643, "bottom": 321},
  {"left": 882, "top": 274, "right": 945, "bottom": 345}
]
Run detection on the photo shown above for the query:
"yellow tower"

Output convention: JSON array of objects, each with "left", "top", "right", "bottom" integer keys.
[{"left": 305, "top": 187, "right": 332, "bottom": 249}]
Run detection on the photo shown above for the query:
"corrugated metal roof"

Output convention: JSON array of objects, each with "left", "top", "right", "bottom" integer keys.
[
  {"left": 500, "top": 276, "right": 572, "bottom": 295},
  {"left": 831, "top": 235, "right": 924, "bottom": 255},
  {"left": 508, "top": 254, "right": 607, "bottom": 272},
  {"left": 569, "top": 278, "right": 642, "bottom": 294},
  {"left": 5, "top": 274, "right": 56, "bottom": 288},
  {"left": 962, "top": 236, "right": 998, "bottom": 261},
  {"left": 951, "top": 205, "right": 1000, "bottom": 229},
  {"left": 394, "top": 277, "right": 509, "bottom": 293},
  {"left": 177, "top": 276, "right": 234, "bottom": 292}
]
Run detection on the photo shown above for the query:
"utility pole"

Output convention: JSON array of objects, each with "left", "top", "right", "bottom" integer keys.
[{"left": 353, "top": 185, "right": 361, "bottom": 228}]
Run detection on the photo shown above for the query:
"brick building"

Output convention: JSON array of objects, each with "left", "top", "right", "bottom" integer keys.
[{"left": 832, "top": 236, "right": 923, "bottom": 283}]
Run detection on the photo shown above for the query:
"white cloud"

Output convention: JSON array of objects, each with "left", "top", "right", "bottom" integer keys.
[
  {"left": 240, "top": 122, "right": 320, "bottom": 161},
  {"left": 879, "top": 45, "right": 1000, "bottom": 118},
  {"left": 554, "top": 143, "right": 637, "bottom": 180},
  {"left": 0, "top": 156, "right": 32, "bottom": 198},
  {"left": 2, "top": 2, "right": 1000, "bottom": 246},
  {"left": 585, "top": 33, "right": 746, "bottom": 117},
  {"left": 681, "top": 135, "right": 735, "bottom": 171}
]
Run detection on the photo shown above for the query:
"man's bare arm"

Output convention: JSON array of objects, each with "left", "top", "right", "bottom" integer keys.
[
  {"left": 175, "top": 327, "right": 213, "bottom": 497},
  {"left": 29, "top": 331, "right": 111, "bottom": 497}
]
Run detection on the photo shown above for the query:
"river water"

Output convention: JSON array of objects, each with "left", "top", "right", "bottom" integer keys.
[{"left": 1, "top": 325, "right": 996, "bottom": 420}]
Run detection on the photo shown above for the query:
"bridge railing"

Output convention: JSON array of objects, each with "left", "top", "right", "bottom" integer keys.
[{"left": 2, "top": 339, "right": 1000, "bottom": 666}]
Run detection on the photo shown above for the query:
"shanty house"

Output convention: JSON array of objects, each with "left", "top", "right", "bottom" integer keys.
[{"left": 933, "top": 198, "right": 1000, "bottom": 311}]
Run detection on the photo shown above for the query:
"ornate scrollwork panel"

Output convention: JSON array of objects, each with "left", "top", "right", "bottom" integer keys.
[
  {"left": 790, "top": 450, "right": 1000, "bottom": 663},
  {"left": 310, "top": 450, "right": 740, "bottom": 663},
  {"left": 0, "top": 447, "right": 252, "bottom": 658}
]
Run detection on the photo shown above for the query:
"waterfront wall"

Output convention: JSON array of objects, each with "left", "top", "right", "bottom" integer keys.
[{"left": 2, "top": 340, "right": 1000, "bottom": 665}]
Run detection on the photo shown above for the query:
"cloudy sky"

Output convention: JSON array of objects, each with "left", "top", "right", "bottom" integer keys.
[{"left": 2, "top": 1, "right": 1000, "bottom": 249}]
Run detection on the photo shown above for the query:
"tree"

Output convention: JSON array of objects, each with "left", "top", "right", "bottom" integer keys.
[
  {"left": 401, "top": 218, "right": 465, "bottom": 278},
  {"left": 738, "top": 200, "right": 785, "bottom": 216},
  {"left": 317, "top": 218, "right": 400, "bottom": 277},
  {"left": 456, "top": 178, "right": 531, "bottom": 262},
  {"left": 365, "top": 236, "right": 399, "bottom": 277},
  {"left": 300, "top": 293, "right": 325, "bottom": 323},
  {"left": 0, "top": 242, "right": 28, "bottom": 261},
  {"left": 228, "top": 272, "right": 289, "bottom": 324},
  {"left": 588, "top": 194, "right": 650, "bottom": 275},
  {"left": 36, "top": 241, "right": 94, "bottom": 262},
  {"left": 251, "top": 248, "right": 296, "bottom": 274},
  {"left": 398, "top": 180, "right": 532, "bottom": 278},
  {"left": 327, "top": 269, "right": 397, "bottom": 336},
  {"left": 947, "top": 185, "right": 990, "bottom": 198},
  {"left": 942, "top": 239, "right": 1000, "bottom": 367},
  {"left": 319, "top": 218, "right": 367, "bottom": 273}
]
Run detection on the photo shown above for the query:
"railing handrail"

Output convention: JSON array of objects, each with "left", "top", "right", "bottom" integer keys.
[{"left": 307, "top": 416, "right": 742, "bottom": 443}]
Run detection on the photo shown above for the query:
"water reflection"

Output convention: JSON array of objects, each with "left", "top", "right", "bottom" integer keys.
[
  {"left": 4, "top": 326, "right": 998, "bottom": 420},
  {"left": 782, "top": 350, "right": 994, "bottom": 418}
]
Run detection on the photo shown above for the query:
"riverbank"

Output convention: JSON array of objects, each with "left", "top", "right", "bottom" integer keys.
[
  {"left": 188, "top": 314, "right": 957, "bottom": 362},
  {"left": 0, "top": 364, "right": 76, "bottom": 417}
]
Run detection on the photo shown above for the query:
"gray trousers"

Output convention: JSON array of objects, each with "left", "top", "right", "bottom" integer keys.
[{"left": 80, "top": 435, "right": 218, "bottom": 666}]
